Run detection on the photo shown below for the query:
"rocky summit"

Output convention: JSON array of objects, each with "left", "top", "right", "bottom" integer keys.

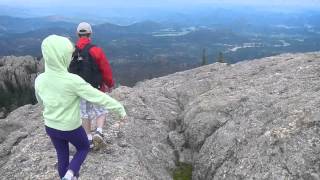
[
  {"left": 1, "top": 52, "right": 320, "bottom": 179},
  {"left": 0, "top": 56, "right": 43, "bottom": 91},
  {"left": 0, "top": 56, "right": 43, "bottom": 116}
]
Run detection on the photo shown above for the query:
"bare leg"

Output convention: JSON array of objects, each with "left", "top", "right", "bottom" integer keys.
[
  {"left": 82, "top": 118, "right": 93, "bottom": 149},
  {"left": 96, "top": 114, "right": 106, "bottom": 131},
  {"left": 82, "top": 118, "right": 91, "bottom": 135}
]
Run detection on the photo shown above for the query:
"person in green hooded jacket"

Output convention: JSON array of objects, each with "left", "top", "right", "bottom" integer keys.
[{"left": 35, "top": 35, "right": 127, "bottom": 180}]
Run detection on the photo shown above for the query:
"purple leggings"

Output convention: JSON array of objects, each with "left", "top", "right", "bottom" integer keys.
[{"left": 45, "top": 126, "right": 89, "bottom": 178}]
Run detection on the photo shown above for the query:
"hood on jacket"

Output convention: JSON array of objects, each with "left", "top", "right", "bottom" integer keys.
[{"left": 41, "top": 35, "right": 74, "bottom": 73}]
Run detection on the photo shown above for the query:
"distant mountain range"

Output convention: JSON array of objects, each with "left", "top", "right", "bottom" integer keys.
[
  {"left": 0, "top": 16, "right": 76, "bottom": 34},
  {"left": 0, "top": 8, "right": 319, "bottom": 86}
]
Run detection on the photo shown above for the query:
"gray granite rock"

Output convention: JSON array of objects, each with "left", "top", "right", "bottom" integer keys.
[
  {"left": 0, "top": 56, "right": 44, "bottom": 115},
  {"left": 1, "top": 52, "right": 320, "bottom": 179},
  {"left": 0, "top": 56, "right": 43, "bottom": 91}
]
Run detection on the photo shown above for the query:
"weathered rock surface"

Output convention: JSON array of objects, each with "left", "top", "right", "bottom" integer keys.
[
  {"left": 0, "top": 56, "right": 43, "bottom": 90},
  {"left": 0, "top": 56, "right": 43, "bottom": 115},
  {"left": 1, "top": 52, "right": 320, "bottom": 179}
]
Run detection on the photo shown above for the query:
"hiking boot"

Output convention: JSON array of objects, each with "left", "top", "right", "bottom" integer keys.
[{"left": 93, "top": 131, "right": 106, "bottom": 151}]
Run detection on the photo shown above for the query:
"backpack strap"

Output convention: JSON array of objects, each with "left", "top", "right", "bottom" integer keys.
[
  {"left": 79, "top": 44, "right": 96, "bottom": 58},
  {"left": 72, "top": 46, "right": 80, "bottom": 58}
]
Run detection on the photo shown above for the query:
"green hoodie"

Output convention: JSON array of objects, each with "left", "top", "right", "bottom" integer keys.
[{"left": 35, "top": 35, "right": 126, "bottom": 131}]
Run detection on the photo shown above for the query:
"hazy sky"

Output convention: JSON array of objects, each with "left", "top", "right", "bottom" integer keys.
[{"left": 1, "top": 0, "right": 320, "bottom": 8}]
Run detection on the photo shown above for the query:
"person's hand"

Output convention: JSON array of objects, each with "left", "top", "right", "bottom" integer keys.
[
  {"left": 107, "top": 86, "right": 114, "bottom": 93},
  {"left": 119, "top": 115, "right": 127, "bottom": 127},
  {"left": 105, "top": 85, "right": 113, "bottom": 93},
  {"left": 115, "top": 116, "right": 127, "bottom": 138},
  {"left": 114, "top": 116, "right": 127, "bottom": 130}
]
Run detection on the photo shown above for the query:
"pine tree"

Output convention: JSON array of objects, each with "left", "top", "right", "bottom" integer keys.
[
  {"left": 217, "top": 52, "right": 225, "bottom": 63},
  {"left": 201, "top": 48, "right": 208, "bottom": 66}
]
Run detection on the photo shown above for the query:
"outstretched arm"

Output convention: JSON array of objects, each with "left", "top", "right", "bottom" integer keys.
[{"left": 74, "top": 78, "right": 126, "bottom": 118}]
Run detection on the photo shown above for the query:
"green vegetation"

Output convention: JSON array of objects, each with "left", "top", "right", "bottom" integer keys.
[
  {"left": 217, "top": 51, "right": 225, "bottom": 63},
  {"left": 201, "top": 48, "right": 208, "bottom": 66},
  {"left": 173, "top": 163, "right": 193, "bottom": 180}
]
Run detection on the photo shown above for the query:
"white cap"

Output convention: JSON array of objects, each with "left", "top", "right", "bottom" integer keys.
[{"left": 77, "top": 22, "right": 92, "bottom": 34}]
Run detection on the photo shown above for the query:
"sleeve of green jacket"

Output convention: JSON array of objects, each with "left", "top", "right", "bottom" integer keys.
[
  {"left": 35, "top": 91, "right": 43, "bottom": 105},
  {"left": 74, "top": 77, "right": 127, "bottom": 118},
  {"left": 34, "top": 78, "right": 43, "bottom": 106}
]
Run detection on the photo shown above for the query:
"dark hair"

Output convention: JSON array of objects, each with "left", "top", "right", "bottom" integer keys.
[{"left": 78, "top": 33, "right": 91, "bottom": 38}]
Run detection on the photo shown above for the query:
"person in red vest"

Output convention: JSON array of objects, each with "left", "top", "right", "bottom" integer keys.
[{"left": 75, "top": 22, "right": 115, "bottom": 150}]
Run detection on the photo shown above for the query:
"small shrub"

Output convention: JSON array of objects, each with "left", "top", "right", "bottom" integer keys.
[{"left": 173, "top": 163, "right": 193, "bottom": 180}]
